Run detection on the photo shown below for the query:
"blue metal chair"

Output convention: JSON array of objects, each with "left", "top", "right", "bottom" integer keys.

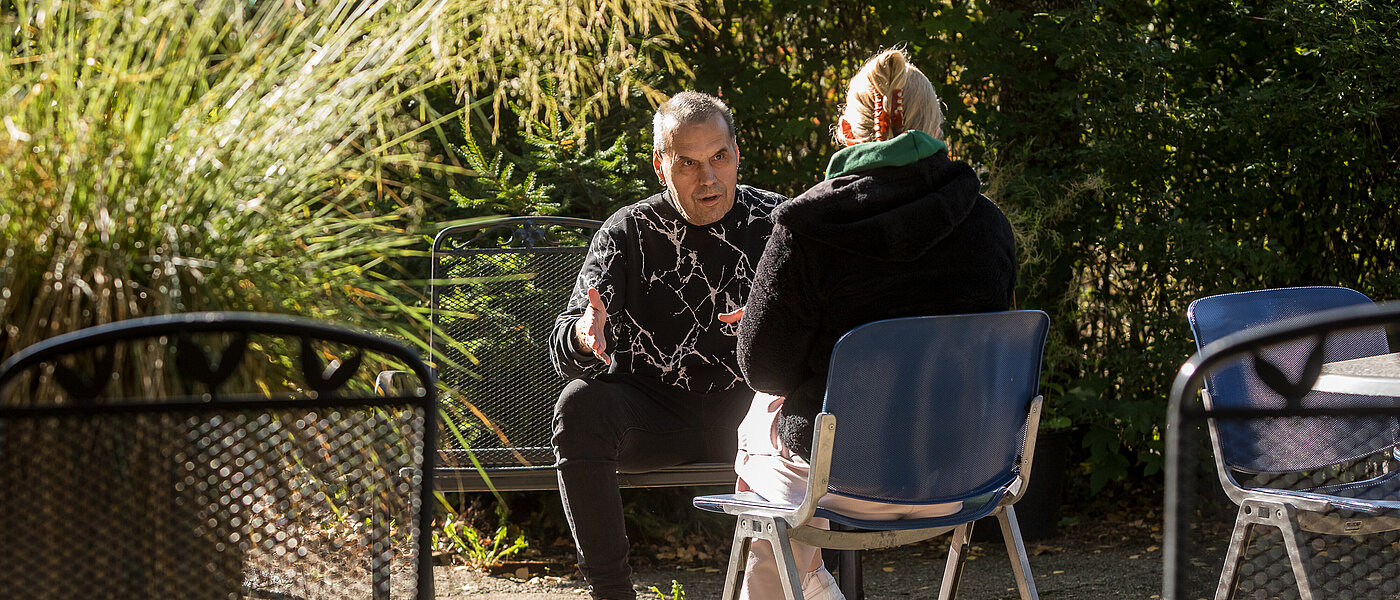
[
  {"left": 1178, "top": 287, "right": 1400, "bottom": 600},
  {"left": 694, "top": 311, "right": 1050, "bottom": 600},
  {"left": 0, "top": 312, "right": 437, "bottom": 600}
]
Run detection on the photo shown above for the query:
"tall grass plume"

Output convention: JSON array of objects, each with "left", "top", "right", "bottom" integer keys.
[{"left": 0, "top": 0, "right": 699, "bottom": 359}]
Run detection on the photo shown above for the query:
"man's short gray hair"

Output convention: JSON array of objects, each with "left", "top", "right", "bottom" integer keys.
[{"left": 652, "top": 91, "right": 736, "bottom": 156}]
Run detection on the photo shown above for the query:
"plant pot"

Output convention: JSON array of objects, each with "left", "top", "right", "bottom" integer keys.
[{"left": 972, "top": 427, "right": 1072, "bottom": 543}]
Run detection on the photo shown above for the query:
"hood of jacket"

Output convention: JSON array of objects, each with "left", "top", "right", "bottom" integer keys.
[{"left": 775, "top": 132, "right": 983, "bottom": 261}]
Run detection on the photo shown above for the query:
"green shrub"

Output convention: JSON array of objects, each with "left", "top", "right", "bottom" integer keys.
[
  {"left": 924, "top": 0, "right": 1400, "bottom": 489},
  {"left": 451, "top": 95, "right": 653, "bottom": 219},
  {"left": 666, "top": 0, "right": 1400, "bottom": 492}
]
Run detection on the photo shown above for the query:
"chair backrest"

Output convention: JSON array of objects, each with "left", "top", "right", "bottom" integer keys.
[
  {"left": 0, "top": 312, "right": 436, "bottom": 600},
  {"left": 1186, "top": 286, "right": 1397, "bottom": 473},
  {"left": 431, "top": 217, "right": 601, "bottom": 468},
  {"left": 821, "top": 311, "right": 1049, "bottom": 504}
]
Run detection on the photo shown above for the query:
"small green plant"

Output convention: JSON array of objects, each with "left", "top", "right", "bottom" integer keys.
[
  {"left": 649, "top": 580, "right": 685, "bottom": 600},
  {"left": 1039, "top": 410, "right": 1073, "bottom": 432},
  {"left": 438, "top": 502, "right": 528, "bottom": 569},
  {"left": 461, "top": 521, "right": 529, "bottom": 568}
]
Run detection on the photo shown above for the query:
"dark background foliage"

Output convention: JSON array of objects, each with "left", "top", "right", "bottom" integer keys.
[{"left": 439, "top": 0, "right": 1400, "bottom": 504}]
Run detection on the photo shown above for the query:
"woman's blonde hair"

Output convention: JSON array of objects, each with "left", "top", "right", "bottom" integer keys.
[{"left": 835, "top": 48, "right": 942, "bottom": 145}]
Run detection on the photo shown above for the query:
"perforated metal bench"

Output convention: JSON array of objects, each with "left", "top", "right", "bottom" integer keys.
[{"left": 430, "top": 216, "right": 737, "bottom": 493}]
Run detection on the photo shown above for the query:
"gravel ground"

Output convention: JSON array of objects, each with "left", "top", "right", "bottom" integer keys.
[{"left": 435, "top": 517, "right": 1166, "bottom": 600}]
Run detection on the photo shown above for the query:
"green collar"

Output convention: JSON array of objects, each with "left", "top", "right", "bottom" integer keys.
[{"left": 824, "top": 130, "right": 948, "bottom": 179}]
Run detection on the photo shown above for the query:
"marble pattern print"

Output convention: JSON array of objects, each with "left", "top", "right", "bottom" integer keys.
[{"left": 565, "top": 186, "right": 781, "bottom": 393}]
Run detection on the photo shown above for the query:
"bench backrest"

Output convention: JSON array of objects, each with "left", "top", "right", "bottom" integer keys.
[{"left": 431, "top": 217, "right": 602, "bottom": 469}]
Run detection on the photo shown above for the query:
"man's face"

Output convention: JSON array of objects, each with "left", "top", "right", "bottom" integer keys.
[{"left": 653, "top": 114, "right": 739, "bottom": 226}]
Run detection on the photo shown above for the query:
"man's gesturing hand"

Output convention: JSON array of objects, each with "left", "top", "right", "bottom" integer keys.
[{"left": 574, "top": 287, "right": 611, "bottom": 365}]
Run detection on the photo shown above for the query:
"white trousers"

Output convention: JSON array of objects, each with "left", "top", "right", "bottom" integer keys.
[{"left": 733, "top": 393, "right": 962, "bottom": 600}]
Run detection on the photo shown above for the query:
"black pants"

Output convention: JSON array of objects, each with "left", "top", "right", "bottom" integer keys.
[{"left": 552, "top": 373, "right": 752, "bottom": 600}]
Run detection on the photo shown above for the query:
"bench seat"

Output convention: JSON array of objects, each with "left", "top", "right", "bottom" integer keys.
[{"left": 436, "top": 453, "right": 737, "bottom": 492}]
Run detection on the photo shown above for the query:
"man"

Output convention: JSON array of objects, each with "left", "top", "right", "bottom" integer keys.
[{"left": 549, "top": 91, "right": 786, "bottom": 600}]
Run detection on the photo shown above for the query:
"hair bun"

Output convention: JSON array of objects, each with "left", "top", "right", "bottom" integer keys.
[{"left": 870, "top": 49, "right": 910, "bottom": 97}]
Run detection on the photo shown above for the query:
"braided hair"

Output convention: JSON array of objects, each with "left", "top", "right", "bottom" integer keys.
[{"left": 834, "top": 48, "right": 943, "bottom": 145}]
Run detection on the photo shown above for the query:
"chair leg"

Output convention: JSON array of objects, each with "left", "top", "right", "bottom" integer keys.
[
  {"left": 723, "top": 518, "right": 757, "bottom": 600},
  {"left": 768, "top": 518, "right": 806, "bottom": 600},
  {"left": 1214, "top": 502, "right": 1261, "bottom": 600},
  {"left": 1216, "top": 500, "right": 1319, "bottom": 600},
  {"left": 998, "top": 506, "right": 1040, "bottom": 600},
  {"left": 938, "top": 522, "right": 973, "bottom": 600},
  {"left": 1273, "top": 505, "right": 1317, "bottom": 600},
  {"left": 370, "top": 513, "right": 391, "bottom": 600},
  {"left": 836, "top": 549, "right": 862, "bottom": 600},
  {"left": 829, "top": 523, "right": 863, "bottom": 600},
  {"left": 726, "top": 516, "right": 806, "bottom": 600}
]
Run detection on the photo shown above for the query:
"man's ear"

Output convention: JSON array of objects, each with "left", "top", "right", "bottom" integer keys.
[{"left": 652, "top": 150, "right": 664, "bottom": 180}]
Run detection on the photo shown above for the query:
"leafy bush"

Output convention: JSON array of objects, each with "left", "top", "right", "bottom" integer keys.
[{"left": 915, "top": 0, "right": 1400, "bottom": 489}]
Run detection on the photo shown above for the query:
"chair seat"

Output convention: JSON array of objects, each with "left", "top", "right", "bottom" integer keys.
[
  {"left": 1312, "top": 466, "right": 1400, "bottom": 502},
  {"left": 694, "top": 491, "right": 802, "bottom": 517},
  {"left": 695, "top": 489, "right": 1008, "bottom": 531},
  {"left": 815, "top": 489, "right": 1006, "bottom": 531},
  {"left": 1251, "top": 468, "right": 1400, "bottom": 512}
]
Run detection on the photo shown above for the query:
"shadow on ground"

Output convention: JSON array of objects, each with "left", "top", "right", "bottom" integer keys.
[{"left": 437, "top": 516, "right": 1165, "bottom": 599}]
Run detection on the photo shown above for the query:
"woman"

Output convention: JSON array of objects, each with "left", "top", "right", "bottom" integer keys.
[{"left": 731, "top": 48, "right": 1017, "bottom": 600}]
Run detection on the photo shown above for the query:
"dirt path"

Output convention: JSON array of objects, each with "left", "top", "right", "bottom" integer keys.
[{"left": 436, "top": 517, "right": 1164, "bottom": 599}]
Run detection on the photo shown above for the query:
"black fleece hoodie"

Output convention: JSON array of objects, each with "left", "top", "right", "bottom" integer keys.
[{"left": 735, "top": 145, "right": 1016, "bottom": 459}]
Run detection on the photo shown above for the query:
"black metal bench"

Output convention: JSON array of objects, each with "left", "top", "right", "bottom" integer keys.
[{"left": 430, "top": 216, "right": 737, "bottom": 493}]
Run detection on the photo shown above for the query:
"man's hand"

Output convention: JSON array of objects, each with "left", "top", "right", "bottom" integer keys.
[
  {"left": 718, "top": 307, "right": 745, "bottom": 324},
  {"left": 575, "top": 287, "right": 611, "bottom": 365}
]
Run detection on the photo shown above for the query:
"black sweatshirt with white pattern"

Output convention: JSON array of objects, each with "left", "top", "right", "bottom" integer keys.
[{"left": 550, "top": 185, "right": 786, "bottom": 393}]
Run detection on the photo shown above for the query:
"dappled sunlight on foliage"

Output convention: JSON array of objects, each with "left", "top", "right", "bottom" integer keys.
[
  {"left": 0, "top": 0, "right": 700, "bottom": 360},
  {"left": 436, "top": 0, "right": 710, "bottom": 131},
  {"left": 0, "top": 0, "right": 445, "bottom": 359}
]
